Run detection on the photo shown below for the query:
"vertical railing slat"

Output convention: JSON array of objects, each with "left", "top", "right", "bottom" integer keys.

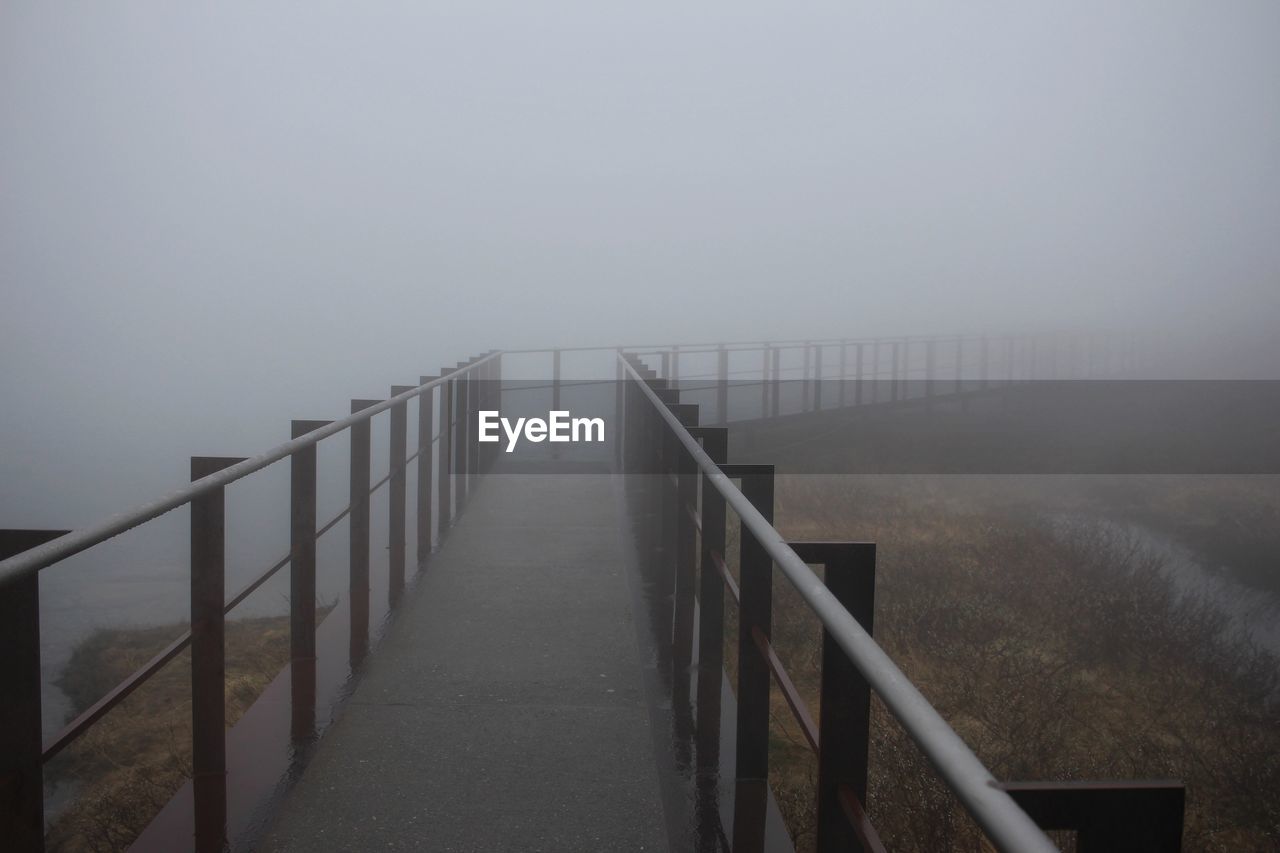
[
  {"left": 788, "top": 541, "right": 877, "bottom": 853},
  {"left": 437, "top": 372, "right": 453, "bottom": 535},
  {"left": 692, "top": 427, "right": 728, "bottom": 853},
  {"left": 813, "top": 343, "right": 824, "bottom": 410},
  {"left": 417, "top": 377, "right": 435, "bottom": 564},
  {"left": 855, "top": 341, "right": 864, "bottom": 406},
  {"left": 290, "top": 421, "right": 328, "bottom": 741},
  {"left": 349, "top": 399, "right": 378, "bottom": 665},
  {"left": 838, "top": 340, "right": 848, "bottom": 408},
  {"left": 729, "top": 464, "right": 775, "bottom": 853},
  {"left": 191, "top": 455, "right": 244, "bottom": 853},
  {"left": 670, "top": 403, "right": 700, "bottom": 752},
  {"left": 761, "top": 344, "right": 771, "bottom": 418},
  {"left": 454, "top": 362, "right": 470, "bottom": 508},
  {"left": 716, "top": 345, "right": 729, "bottom": 424},
  {"left": 0, "top": 529, "right": 67, "bottom": 853},
  {"left": 770, "top": 347, "right": 781, "bottom": 418},
  {"left": 389, "top": 386, "right": 413, "bottom": 600}
]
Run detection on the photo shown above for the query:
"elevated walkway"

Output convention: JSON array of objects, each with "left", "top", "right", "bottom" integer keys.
[
  {"left": 262, "top": 465, "right": 669, "bottom": 852},
  {"left": 4, "top": 341, "right": 1188, "bottom": 853}
]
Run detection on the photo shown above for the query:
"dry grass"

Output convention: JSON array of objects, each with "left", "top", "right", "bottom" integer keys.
[
  {"left": 45, "top": 614, "right": 301, "bottom": 853},
  {"left": 715, "top": 476, "right": 1280, "bottom": 852}
]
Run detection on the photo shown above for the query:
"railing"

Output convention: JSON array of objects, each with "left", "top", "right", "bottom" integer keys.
[
  {"left": 0, "top": 330, "right": 1164, "bottom": 853},
  {"left": 516, "top": 331, "right": 1143, "bottom": 434},
  {"left": 615, "top": 350, "right": 1185, "bottom": 852},
  {"left": 0, "top": 351, "right": 503, "bottom": 853}
]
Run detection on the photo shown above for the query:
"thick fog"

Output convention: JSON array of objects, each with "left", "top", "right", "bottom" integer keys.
[{"left": 3, "top": 1, "right": 1279, "bottom": 523}]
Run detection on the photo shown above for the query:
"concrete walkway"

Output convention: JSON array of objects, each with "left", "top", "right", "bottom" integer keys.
[{"left": 262, "top": 470, "right": 669, "bottom": 852}]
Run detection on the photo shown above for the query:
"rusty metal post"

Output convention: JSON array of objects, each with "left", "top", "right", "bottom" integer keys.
[
  {"left": 615, "top": 350, "right": 626, "bottom": 469},
  {"left": 926, "top": 338, "right": 936, "bottom": 407},
  {"left": 621, "top": 365, "right": 632, "bottom": 477},
  {"left": 891, "top": 340, "right": 901, "bottom": 403},
  {"left": 802, "top": 343, "right": 811, "bottom": 411},
  {"left": 490, "top": 354, "right": 503, "bottom": 473},
  {"left": 761, "top": 344, "right": 770, "bottom": 418},
  {"left": 630, "top": 370, "right": 652, "bottom": 552},
  {"left": 716, "top": 344, "right": 729, "bottom": 424},
  {"left": 463, "top": 362, "right": 474, "bottom": 492},
  {"left": 467, "top": 361, "right": 482, "bottom": 481},
  {"left": 813, "top": 344, "right": 824, "bottom": 410},
  {"left": 417, "top": 377, "right": 435, "bottom": 564},
  {"left": 0, "top": 529, "right": 67, "bottom": 853},
  {"left": 654, "top": 389, "right": 682, "bottom": 683},
  {"left": 692, "top": 429, "right": 728, "bottom": 744},
  {"left": 290, "top": 421, "right": 328, "bottom": 742},
  {"left": 349, "top": 400, "right": 378, "bottom": 666},
  {"left": 790, "top": 542, "right": 877, "bottom": 853},
  {"left": 552, "top": 348, "right": 562, "bottom": 413},
  {"left": 902, "top": 337, "right": 911, "bottom": 401},
  {"left": 671, "top": 404, "right": 700, "bottom": 775},
  {"left": 389, "top": 386, "right": 413, "bottom": 600},
  {"left": 551, "top": 348, "right": 561, "bottom": 464},
  {"left": 838, "top": 341, "right": 848, "bottom": 408},
  {"left": 770, "top": 347, "right": 781, "bottom": 417},
  {"left": 438, "top": 371, "right": 453, "bottom": 533},
  {"left": 854, "top": 342, "right": 864, "bottom": 406},
  {"left": 476, "top": 359, "right": 490, "bottom": 474},
  {"left": 619, "top": 361, "right": 631, "bottom": 475},
  {"left": 1003, "top": 781, "right": 1184, "bottom": 852},
  {"left": 454, "top": 362, "right": 470, "bottom": 505},
  {"left": 690, "top": 427, "right": 728, "bottom": 853},
  {"left": 871, "top": 339, "right": 881, "bottom": 404},
  {"left": 191, "top": 456, "right": 243, "bottom": 853},
  {"left": 728, "top": 464, "right": 775, "bottom": 853},
  {"left": 671, "top": 404, "right": 700, "bottom": 702}
]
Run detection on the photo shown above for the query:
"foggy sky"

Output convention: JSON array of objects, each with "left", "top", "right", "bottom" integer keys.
[{"left": 3, "top": 2, "right": 1279, "bottom": 523}]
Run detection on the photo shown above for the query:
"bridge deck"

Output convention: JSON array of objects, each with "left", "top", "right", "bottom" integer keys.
[{"left": 262, "top": 466, "right": 669, "bottom": 852}]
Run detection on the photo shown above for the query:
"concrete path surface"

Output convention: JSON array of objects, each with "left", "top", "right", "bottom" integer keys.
[{"left": 261, "top": 469, "right": 669, "bottom": 852}]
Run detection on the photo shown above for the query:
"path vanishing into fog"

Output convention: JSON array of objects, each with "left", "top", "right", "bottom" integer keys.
[{"left": 262, "top": 461, "right": 669, "bottom": 852}]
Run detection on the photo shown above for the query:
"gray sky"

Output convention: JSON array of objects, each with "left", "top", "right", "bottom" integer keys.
[{"left": 3, "top": 2, "right": 1279, "bottom": 521}]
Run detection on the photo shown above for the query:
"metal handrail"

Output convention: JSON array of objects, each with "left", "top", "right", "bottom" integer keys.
[
  {"left": 619, "top": 353, "right": 1058, "bottom": 853},
  {"left": 39, "top": 429, "right": 444, "bottom": 762},
  {"left": 503, "top": 331, "right": 1082, "bottom": 356},
  {"left": 0, "top": 352, "right": 501, "bottom": 590}
]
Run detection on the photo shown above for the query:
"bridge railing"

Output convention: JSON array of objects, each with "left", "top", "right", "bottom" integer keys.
[
  {"left": 628, "top": 332, "right": 1139, "bottom": 423},
  {"left": 616, "top": 351, "right": 1184, "bottom": 852},
  {"left": 0, "top": 351, "right": 502, "bottom": 853},
  {"left": 505, "top": 330, "right": 1141, "bottom": 430},
  {"left": 0, "top": 329, "right": 1158, "bottom": 851}
]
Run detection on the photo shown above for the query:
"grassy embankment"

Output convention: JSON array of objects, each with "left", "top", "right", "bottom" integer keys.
[
  {"left": 46, "top": 614, "right": 304, "bottom": 852},
  {"left": 719, "top": 475, "right": 1280, "bottom": 852}
]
